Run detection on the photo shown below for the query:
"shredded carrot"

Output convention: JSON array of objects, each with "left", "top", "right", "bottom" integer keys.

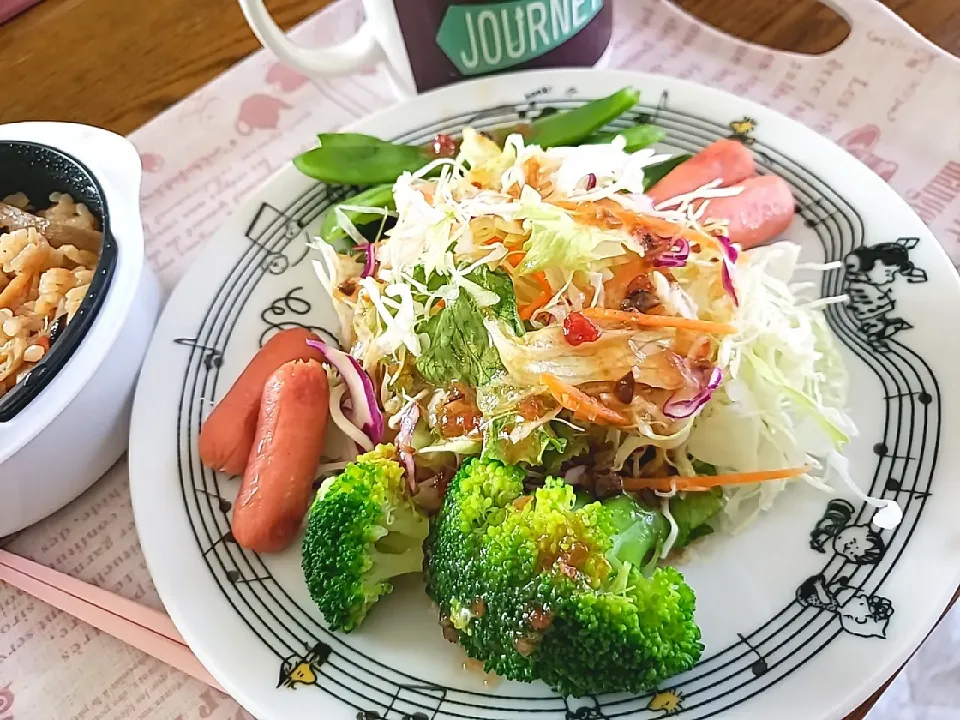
[
  {"left": 623, "top": 465, "right": 812, "bottom": 493},
  {"left": 418, "top": 182, "right": 436, "bottom": 204},
  {"left": 581, "top": 307, "right": 736, "bottom": 335},
  {"left": 518, "top": 295, "right": 549, "bottom": 321},
  {"left": 631, "top": 211, "right": 714, "bottom": 246},
  {"left": 539, "top": 372, "right": 631, "bottom": 427},
  {"left": 605, "top": 203, "right": 645, "bottom": 229},
  {"left": 553, "top": 198, "right": 715, "bottom": 246},
  {"left": 531, "top": 271, "right": 551, "bottom": 294},
  {"left": 604, "top": 255, "right": 646, "bottom": 304},
  {"left": 523, "top": 158, "right": 541, "bottom": 189},
  {"left": 504, "top": 250, "right": 527, "bottom": 268},
  {"left": 517, "top": 271, "right": 553, "bottom": 320}
]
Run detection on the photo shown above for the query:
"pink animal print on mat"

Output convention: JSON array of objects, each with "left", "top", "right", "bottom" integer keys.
[
  {"left": 139, "top": 152, "right": 165, "bottom": 173},
  {"left": 0, "top": 683, "right": 14, "bottom": 720},
  {"left": 266, "top": 63, "right": 309, "bottom": 93},
  {"left": 235, "top": 94, "right": 292, "bottom": 135},
  {"left": 836, "top": 125, "right": 900, "bottom": 182}
]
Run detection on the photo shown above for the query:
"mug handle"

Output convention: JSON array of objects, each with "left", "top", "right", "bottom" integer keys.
[{"left": 237, "top": 0, "right": 382, "bottom": 76}]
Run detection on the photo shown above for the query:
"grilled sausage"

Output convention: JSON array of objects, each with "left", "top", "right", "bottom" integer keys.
[
  {"left": 231, "top": 360, "right": 330, "bottom": 553},
  {"left": 198, "top": 328, "right": 324, "bottom": 475}
]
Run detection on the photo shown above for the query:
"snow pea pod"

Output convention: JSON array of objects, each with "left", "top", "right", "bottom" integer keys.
[
  {"left": 316, "top": 133, "right": 390, "bottom": 147},
  {"left": 583, "top": 124, "right": 666, "bottom": 152},
  {"left": 296, "top": 87, "right": 643, "bottom": 184},
  {"left": 642, "top": 154, "right": 692, "bottom": 192},
  {"left": 294, "top": 142, "right": 431, "bottom": 185},
  {"left": 527, "top": 87, "right": 641, "bottom": 148},
  {"left": 318, "top": 184, "right": 395, "bottom": 246}
]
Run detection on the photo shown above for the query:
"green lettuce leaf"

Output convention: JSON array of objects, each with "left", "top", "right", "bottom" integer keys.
[
  {"left": 416, "top": 293, "right": 501, "bottom": 388},
  {"left": 467, "top": 266, "right": 524, "bottom": 335},
  {"left": 691, "top": 459, "right": 718, "bottom": 476},
  {"left": 670, "top": 488, "right": 723, "bottom": 549},
  {"left": 414, "top": 267, "right": 520, "bottom": 387},
  {"left": 518, "top": 197, "right": 597, "bottom": 274},
  {"left": 543, "top": 422, "right": 590, "bottom": 473},
  {"left": 516, "top": 190, "right": 624, "bottom": 275},
  {"left": 482, "top": 419, "right": 586, "bottom": 471}
]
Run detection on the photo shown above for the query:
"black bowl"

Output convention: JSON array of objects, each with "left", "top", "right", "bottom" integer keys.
[{"left": 0, "top": 141, "right": 118, "bottom": 422}]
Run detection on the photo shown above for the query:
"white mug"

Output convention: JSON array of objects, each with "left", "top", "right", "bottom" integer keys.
[{"left": 238, "top": 0, "right": 614, "bottom": 97}]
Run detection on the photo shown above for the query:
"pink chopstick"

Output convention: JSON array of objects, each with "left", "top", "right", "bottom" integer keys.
[
  {"left": 0, "top": 0, "right": 42, "bottom": 26},
  {"left": 0, "top": 549, "right": 224, "bottom": 692}
]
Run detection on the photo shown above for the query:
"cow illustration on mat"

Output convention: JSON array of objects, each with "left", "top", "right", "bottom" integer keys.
[{"left": 843, "top": 237, "right": 927, "bottom": 349}]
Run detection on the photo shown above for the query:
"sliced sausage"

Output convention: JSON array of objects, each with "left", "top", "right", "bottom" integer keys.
[
  {"left": 647, "top": 139, "right": 756, "bottom": 205},
  {"left": 199, "top": 328, "right": 325, "bottom": 475},
  {"left": 696, "top": 175, "right": 797, "bottom": 249},
  {"left": 231, "top": 360, "right": 330, "bottom": 553}
]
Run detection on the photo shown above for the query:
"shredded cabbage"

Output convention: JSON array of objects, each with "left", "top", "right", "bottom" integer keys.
[
  {"left": 684, "top": 241, "right": 862, "bottom": 531},
  {"left": 544, "top": 134, "right": 662, "bottom": 198},
  {"left": 485, "top": 320, "right": 681, "bottom": 387},
  {"left": 516, "top": 187, "right": 628, "bottom": 274},
  {"left": 310, "top": 125, "right": 899, "bottom": 539}
]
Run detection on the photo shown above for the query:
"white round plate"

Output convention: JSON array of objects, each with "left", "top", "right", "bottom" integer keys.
[{"left": 130, "top": 69, "right": 960, "bottom": 720}]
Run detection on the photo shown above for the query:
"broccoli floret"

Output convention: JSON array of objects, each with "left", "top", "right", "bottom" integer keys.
[
  {"left": 603, "top": 493, "right": 669, "bottom": 571},
  {"left": 604, "top": 488, "right": 724, "bottom": 568},
  {"left": 425, "top": 458, "right": 703, "bottom": 697},
  {"left": 303, "top": 444, "right": 429, "bottom": 632}
]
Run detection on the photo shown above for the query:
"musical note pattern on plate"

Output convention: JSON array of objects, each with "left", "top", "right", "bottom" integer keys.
[
  {"left": 201, "top": 530, "right": 236, "bottom": 557},
  {"left": 801, "top": 500, "right": 897, "bottom": 639},
  {"left": 517, "top": 85, "right": 553, "bottom": 122},
  {"left": 194, "top": 487, "right": 232, "bottom": 513},
  {"left": 225, "top": 570, "right": 272, "bottom": 585},
  {"left": 258, "top": 286, "right": 339, "bottom": 347},
  {"left": 245, "top": 201, "right": 311, "bottom": 275},
  {"left": 356, "top": 684, "right": 448, "bottom": 720},
  {"left": 796, "top": 197, "right": 843, "bottom": 228},
  {"left": 173, "top": 337, "right": 223, "bottom": 369},
  {"left": 885, "top": 477, "right": 930, "bottom": 499},
  {"left": 810, "top": 499, "right": 888, "bottom": 565},
  {"left": 872, "top": 442, "right": 914, "bottom": 462},
  {"left": 796, "top": 573, "right": 895, "bottom": 639},
  {"left": 728, "top": 116, "right": 757, "bottom": 144},
  {"left": 736, "top": 633, "right": 770, "bottom": 677},
  {"left": 636, "top": 89, "right": 670, "bottom": 125}
]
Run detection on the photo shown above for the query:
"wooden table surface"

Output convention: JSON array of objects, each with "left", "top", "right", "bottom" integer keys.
[
  {"left": 1, "top": 0, "right": 958, "bottom": 718},
  {"left": 1, "top": 0, "right": 958, "bottom": 133}
]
